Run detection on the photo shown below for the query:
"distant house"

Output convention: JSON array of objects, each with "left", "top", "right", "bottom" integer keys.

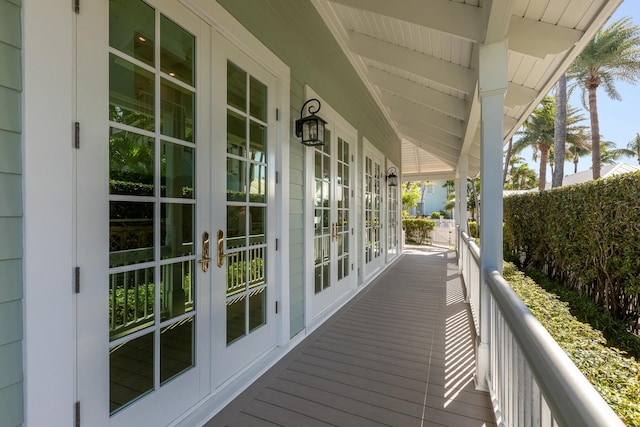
[
  {"left": 544, "top": 163, "right": 640, "bottom": 190},
  {"left": 416, "top": 181, "right": 450, "bottom": 217}
]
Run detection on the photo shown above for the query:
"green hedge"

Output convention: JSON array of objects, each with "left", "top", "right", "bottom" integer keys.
[
  {"left": 503, "top": 172, "right": 640, "bottom": 322},
  {"left": 468, "top": 221, "right": 478, "bottom": 238},
  {"left": 504, "top": 262, "right": 640, "bottom": 426},
  {"left": 402, "top": 218, "right": 435, "bottom": 244}
]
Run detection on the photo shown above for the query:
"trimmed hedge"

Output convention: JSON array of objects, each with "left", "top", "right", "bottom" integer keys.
[
  {"left": 504, "top": 262, "right": 640, "bottom": 426},
  {"left": 504, "top": 172, "right": 640, "bottom": 322},
  {"left": 402, "top": 218, "right": 435, "bottom": 244}
]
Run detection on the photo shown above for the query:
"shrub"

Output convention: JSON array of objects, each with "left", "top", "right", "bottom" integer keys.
[
  {"left": 468, "top": 221, "right": 478, "bottom": 238},
  {"left": 504, "top": 262, "right": 640, "bottom": 426},
  {"left": 402, "top": 218, "right": 435, "bottom": 244},
  {"left": 430, "top": 211, "right": 446, "bottom": 219},
  {"left": 504, "top": 172, "right": 640, "bottom": 322}
]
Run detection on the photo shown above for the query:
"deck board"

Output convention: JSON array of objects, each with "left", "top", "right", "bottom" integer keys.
[{"left": 206, "top": 247, "right": 496, "bottom": 426}]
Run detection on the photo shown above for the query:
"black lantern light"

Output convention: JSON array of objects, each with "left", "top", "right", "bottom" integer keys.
[
  {"left": 385, "top": 167, "right": 398, "bottom": 187},
  {"left": 295, "top": 98, "right": 327, "bottom": 146}
]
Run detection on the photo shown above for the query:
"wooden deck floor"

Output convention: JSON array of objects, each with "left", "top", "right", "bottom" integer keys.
[{"left": 206, "top": 247, "right": 496, "bottom": 427}]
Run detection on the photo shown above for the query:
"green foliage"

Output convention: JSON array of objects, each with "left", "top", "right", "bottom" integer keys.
[
  {"left": 109, "top": 283, "right": 155, "bottom": 332},
  {"left": 504, "top": 262, "right": 640, "bottom": 426},
  {"left": 401, "top": 182, "right": 422, "bottom": 210},
  {"left": 468, "top": 221, "right": 478, "bottom": 238},
  {"left": 504, "top": 172, "right": 640, "bottom": 322},
  {"left": 402, "top": 218, "right": 435, "bottom": 245},
  {"left": 430, "top": 211, "right": 446, "bottom": 219}
]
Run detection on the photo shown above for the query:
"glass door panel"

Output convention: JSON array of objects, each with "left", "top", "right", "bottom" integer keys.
[{"left": 108, "top": 0, "right": 196, "bottom": 413}]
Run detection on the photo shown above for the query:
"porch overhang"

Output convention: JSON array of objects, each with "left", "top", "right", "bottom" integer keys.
[{"left": 312, "top": 0, "right": 623, "bottom": 179}]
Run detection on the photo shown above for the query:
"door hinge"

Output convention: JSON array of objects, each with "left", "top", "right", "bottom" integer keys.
[
  {"left": 74, "top": 401, "right": 80, "bottom": 427},
  {"left": 351, "top": 154, "right": 354, "bottom": 162},
  {"left": 275, "top": 238, "right": 279, "bottom": 251},
  {"left": 351, "top": 263, "right": 354, "bottom": 271},
  {"left": 276, "top": 108, "right": 279, "bottom": 121},
  {"left": 351, "top": 228, "right": 354, "bottom": 236},
  {"left": 74, "top": 267, "right": 80, "bottom": 293},
  {"left": 275, "top": 301, "right": 279, "bottom": 314},
  {"left": 351, "top": 190, "right": 354, "bottom": 198},
  {"left": 74, "top": 122, "right": 80, "bottom": 149},
  {"left": 74, "top": 0, "right": 80, "bottom": 14},
  {"left": 276, "top": 171, "right": 279, "bottom": 184}
]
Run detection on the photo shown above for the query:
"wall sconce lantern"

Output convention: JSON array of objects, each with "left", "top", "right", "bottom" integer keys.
[
  {"left": 385, "top": 167, "right": 398, "bottom": 187},
  {"left": 295, "top": 98, "right": 327, "bottom": 146}
]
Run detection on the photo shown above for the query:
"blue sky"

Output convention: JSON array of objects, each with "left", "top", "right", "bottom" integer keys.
[{"left": 518, "top": 0, "right": 640, "bottom": 175}]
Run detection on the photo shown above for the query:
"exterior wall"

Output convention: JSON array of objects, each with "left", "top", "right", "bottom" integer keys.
[
  {"left": 217, "top": 0, "right": 400, "bottom": 337},
  {"left": 0, "top": 0, "right": 24, "bottom": 425},
  {"left": 421, "top": 181, "right": 450, "bottom": 216}
]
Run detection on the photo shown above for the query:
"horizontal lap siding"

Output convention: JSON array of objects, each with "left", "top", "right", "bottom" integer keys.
[{"left": 0, "top": 0, "right": 23, "bottom": 426}]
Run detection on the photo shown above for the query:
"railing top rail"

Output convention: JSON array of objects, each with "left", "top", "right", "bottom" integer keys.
[
  {"left": 460, "top": 231, "right": 480, "bottom": 262},
  {"left": 485, "top": 269, "right": 624, "bottom": 427}
]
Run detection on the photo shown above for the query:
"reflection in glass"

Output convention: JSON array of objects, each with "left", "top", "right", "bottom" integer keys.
[
  {"left": 161, "top": 78, "right": 194, "bottom": 142},
  {"left": 227, "top": 295, "right": 246, "bottom": 345},
  {"left": 314, "top": 265, "right": 322, "bottom": 294},
  {"left": 161, "top": 141, "right": 194, "bottom": 199},
  {"left": 227, "top": 111, "right": 246, "bottom": 156},
  {"left": 226, "top": 250, "right": 246, "bottom": 296},
  {"left": 109, "top": 54, "right": 154, "bottom": 131},
  {"left": 160, "top": 261, "right": 194, "bottom": 322},
  {"left": 249, "top": 207, "right": 266, "bottom": 244},
  {"left": 160, "top": 15, "right": 195, "bottom": 86},
  {"left": 227, "top": 62, "right": 247, "bottom": 112},
  {"left": 161, "top": 203, "right": 194, "bottom": 260},
  {"left": 110, "top": 333, "right": 154, "bottom": 414},
  {"left": 249, "top": 121, "right": 266, "bottom": 162},
  {"left": 248, "top": 163, "right": 266, "bottom": 203},
  {"left": 109, "top": 128, "right": 154, "bottom": 196},
  {"left": 315, "top": 152, "right": 322, "bottom": 180},
  {"left": 227, "top": 158, "right": 246, "bottom": 201},
  {"left": 227, "top": 205, "right": 247, "bottom": 242},
  {"left": 109, "top": 267, "right": 155, "bottom": 341},
  {"left": 247, "top": 247, "right": 265, "bottom": 288},
  {"left": 109, "top": 0, "right": 154, "bottom": 66},
  {"left": 160, "top": 317, "right": 194, "bottom": 384},
  {"left": 249, "top": 77, "right": 267, "bottom": 121},
  {"left": 249, "top": 288, "right": 266, "bottom": 332},
  {"left": 109, "top": 201, "right": 154, "bottom": 268}
]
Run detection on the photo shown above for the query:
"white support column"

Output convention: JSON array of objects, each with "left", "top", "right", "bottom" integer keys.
[
  {"left": 456, "top": 155, "right": 469, "bottom": 273},
  {"left": 476, "top": 41, "right": 508, "bottom": 391}
]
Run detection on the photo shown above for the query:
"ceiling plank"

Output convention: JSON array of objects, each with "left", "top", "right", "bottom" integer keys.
[
  {"left": 327, "top": 0, "right": 483, "bottom": 42},
  {"left": 508, "top": 16, "right": 583, "bottom": 58},
  {"left": 348, "top": 32, "right": 474, "bottom": 94},
  {"left": 381, "top": 94, "right": 465, "bottom": 138},
  {"left": 505, "top": 82, "right": 538, "bottom": 108},
  {"left": 402, "top": 135, "right": 459, "bottom": 166},
  {"left": 395, "top": 119, "right": 463, "bottom": 150},
  {"left": 368, "top": 68, "right": 467, "bottom": 120}
]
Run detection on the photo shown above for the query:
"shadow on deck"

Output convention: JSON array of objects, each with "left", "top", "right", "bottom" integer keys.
[{"left": 206, "top": 246, "right": 496, "bottom": 426}]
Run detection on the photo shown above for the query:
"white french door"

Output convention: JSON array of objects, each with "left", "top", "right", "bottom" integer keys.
[
  {"left": 309, "top": 122, "right": 356, "bottom": 320},
  {"left": 363, "top": 143, "right": 385, "bottom": 280},
  {"left": 76, "top": 1, "right": 277, "bottom": 424}
]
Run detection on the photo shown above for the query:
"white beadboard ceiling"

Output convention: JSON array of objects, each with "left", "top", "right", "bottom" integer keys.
[{"left": 312, "top": 0, "right": 623, "bottom": 180}]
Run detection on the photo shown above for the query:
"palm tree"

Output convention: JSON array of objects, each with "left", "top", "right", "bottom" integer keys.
[
  {"left": 626, "top": 133, "right": 640, "bottom": 164},
  {"left": 505, "top": 162, "right": 538, "bottom": 190},
  {"left": 565, "top": 132, "right": 592, "bottom": 173},
  {"left": 568, "top": 17, "right": 640, "bottom": 179},
  {"left": 600, "top": 140, "right": 631, "bottom": 165},
  {"left": 514, "top": 97, "right": 588, "bottom": 191},
  {"left": 552, "top": 73, "right": 567, "bottom": 188}
]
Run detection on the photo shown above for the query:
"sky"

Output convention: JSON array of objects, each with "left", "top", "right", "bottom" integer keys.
[{"left": 518, "top": 0, "right": 640, "bottom": 176}]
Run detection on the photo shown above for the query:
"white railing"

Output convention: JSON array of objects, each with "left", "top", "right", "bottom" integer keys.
[{"left": 458, "top": 230, "right": 624, "bottom": 427}]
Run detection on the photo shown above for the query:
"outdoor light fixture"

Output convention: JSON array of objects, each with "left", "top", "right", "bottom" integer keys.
[
  {"left": 295, "top": 98, "right": 327, "bottom": 146},
  {"left": 385, "top": 167, "right": 398, "bottom": 187}
]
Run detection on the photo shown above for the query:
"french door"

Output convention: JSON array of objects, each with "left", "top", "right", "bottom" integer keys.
[
  {"left": 310, "top": 125, "right": 356, "bottom": 320},
  {"left": 76, "top": 1, "right": 277, "bottom": 424},
  {"left": 363, "top": 144, "right": 385, "bottom": 279}
]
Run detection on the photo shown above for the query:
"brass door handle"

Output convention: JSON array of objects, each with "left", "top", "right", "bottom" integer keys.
[
  {"left": 217, "top": 229, "right": 225, "bottom": 268},
  {"left": 198, "top": 231, "right": 212, "bottom": 272}
]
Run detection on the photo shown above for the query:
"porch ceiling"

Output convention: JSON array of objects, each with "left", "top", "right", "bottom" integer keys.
[{"left": 312, "top": 0, "right": 623, "bottom": 178}]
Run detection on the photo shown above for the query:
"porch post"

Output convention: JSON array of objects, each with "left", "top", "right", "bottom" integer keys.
[
  {"left": 456, "top": 155, "right": 469, "bottom": 271},
  {"left": 476, "top": 41, "right": 507, "bottom": 391}
]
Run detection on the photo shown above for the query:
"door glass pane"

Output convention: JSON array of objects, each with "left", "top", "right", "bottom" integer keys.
[
  {"left": 161, "top": 141, "right": 194, "bottom": 199},
  {"left": 249, "top": 288, "right": 266, "bottom": 331},
  {"left": 109, "top": 201, "right": 154, "bottom": 268},
  {"left": 109, "top": 0, "right": 154, "bottom": 66},
  {"left": 227, "top": 62, "right": 246, "bottom": 112},
  {"left": 249, "top": 206, "right": 265, "bottom": 245},
  {"left": 110, "top": 128, "right": 154, "bottom": 196},
  {"left": 110, "top": 333, "right": 154, "bottom": 414},
  {"left": 109, "top": 54, "right": 154, "bottom": 131},
  {"left": 227, "top": 205, "right": 248, "bottom": 244},
  {"left": 160, "top": 260, "right": 194, "bottom": 322},
  {"left": 227, "top": 158, "right": 246, "bottom": 201},
  {"left": 249, "top": 76, "right": 267, "bottom": 121},
  {"left": 227, "top": 295, "right": 246, "bottom": 344},
  {"left": 160, "top": 203, "right": 194, "bottom": 259},
  {"left": 160, "top": 15, "right": 195, "bottom": 86},
  {"left": 226, "top": 251, "right": 246, "bottom": 297},
  {"left": 249, "top": 121, "right": 266, "bottom": 162},
  {"left": 248, "top": 163, "right": 266, "bottom": 203},
  {"left": 227, "top": 111, "right": 246, "bottom": 156},
  {"left": 248, "top": 246, "right": 265, "bottom": 288},
  {"left": 161, "top": 78, "right": 194, "bottom": 142},
  {"left": 160, "top": 316, "right": 194, "bottom": 384},
  {"left": 109, "top": 268, "right": 155, "bottom": 341}
]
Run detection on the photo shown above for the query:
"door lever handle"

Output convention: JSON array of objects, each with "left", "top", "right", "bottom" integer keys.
[
  {"left": 198, "top": 231, "right": 212, "bottom": 272},
  {"left": 217, "top": 229, "right": 225, "bottom": 268}
]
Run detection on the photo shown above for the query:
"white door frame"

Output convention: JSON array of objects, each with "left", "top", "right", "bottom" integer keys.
[{"left": 362, "top": 138, "right": 386, "bottom": 282}]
